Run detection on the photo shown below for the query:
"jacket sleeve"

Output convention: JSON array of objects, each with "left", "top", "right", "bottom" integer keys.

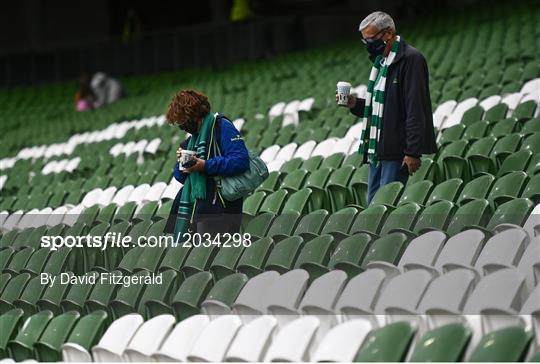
[
  {"left": 172, "top": 137, "right": 190, "bottom": 183},
  {"left": 205, "top": 119, "right": 250, "bottom": 176},
  {"left": 349, "top": 97, "right": 366, "bottom": 117},
  {"left": 403, "top": 52, "right": 429, "bottom": 158}
]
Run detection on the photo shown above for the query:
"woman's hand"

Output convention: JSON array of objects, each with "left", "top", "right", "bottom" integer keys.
[
  {"left": 183, "top": 157, "right": 205, "bottom": 173},
  {"left": 176, "top": 147, "right": 183, "bottom": 163}
]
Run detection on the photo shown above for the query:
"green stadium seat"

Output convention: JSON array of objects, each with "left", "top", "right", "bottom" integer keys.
[
  {"left": 521, "top": 174, "right": 540, "bottom": 203},
  {"left": 303, "top": 168, "right": 333, "bottom": 211},
  {"left": 514, "top": 100, "right": 538, "bottom": 120},
  {"left": 280, "top": 169, "right": 309, "bottom": 193},
  {"left": 182, "top": 245, "right": 219, "bottom": 277},
  {"left": 348, "top": 204, "right": 389, "bottom": 238},
  {"left": 7, "top": 310, "right": 53, "bottom": 361},
  {"left": 498, "top": 149, "right": 532, "bottom": 176},
  {"left": 154, "top": 200, "right": 173, "bottom": 221},
  {"left": 426, "top": 178, "right": 463, "bottom": 205},
  {"left": 293, "top": 209, "right": 329, "bottom": 240},
  {"left": 266, "top": 211, "right": 301, "bottom": 242},
  {"left": 77, "top": 205, "right": 100, "bottom": 227},
  {"left": 61, "top": 272, "right": 98, "bottom": 313},
  {"left": 487, "top": 171, "right": 528, "bottom": 208},
  {"left": 523, "top": 132, "right": 540, "bottom": 153},
  {"left": 210, "top": 244, "right": 245, "bottom": 281},
  {"left": 409, "top": 323, "right": 471, "bottom": 362},
  {"left": 201, "top": 273, "right": 248, "bottom": 315},
  {"left": 34, "top": 311, "right": 80, "bottom": 362},
  {"left": 294, "top": 234, "right": 334, "bottom": 281},
  {"left": 320, "top": 207, "right": 359, "bottom": 241},
  {"left": 13, "top": 275, "right": 47, "bottom": 317},
  {"left": 264, "top": 236, "right": 305, "bottom": 273},
  {"left": 484, "top": 103, "right": 509, "bottom": 121},
  {"left": 0, "top": 272, "right": 31, "bottom": 314},
  {"left": 327, "top": 233, "right": 372, "bottom": 277},
  {"left": 490, "top": 118, "right": 520, "bottom": 137},
  {"left": 486, "top": 198, "right": 534, "bottom": 232},
  {"left": 0, "top": 248, "right": 14, "bottom": 272},
  {"left": 326, "top": 165, "right": 355, "bottom": 211},
  {"left": 0, "top": 308, "right": 24, "bottom": 358},
  {"left": 244, "top": 212, "right": 275, "bottom": 239},
  {"left": 114, "top": 201, "right": 138, "bottom": 223},
  {"left": 463, "top": 120, "right": 490, "bottom": 141},
  {"left": 280, "top": 158, "right": 303, "bottom": 174},
  {"left": 36, "top": 273, "right": 72, "bottom": 315},
  {"left": 360, "top": 232, "right": 409, "bottom": 270},
  {"left": 237, "top": 237, "right": 274, "bottom": 278},
  {"left": 110, "top": 271, "right": 151, "bottom": 319},
  {"left": 413, "top": 200, "right": 457, "bottom": 235},
  {"left": 354, "top": 321, "right": 416, "bottom": 362},
  {"left": 342, "top": 152, "right": 364, "bottom": 168},
  {"left": 282, "top": 188, "right": 313, "bottom": 214},
  {"left": 171, "top": 271, "right": 213, "bottom": 320},
  {"left": 143, "top": 269, "right": 181, "bottom": 318},
  {"left": 320, "top": 153, "right": 345, "bottom": 170},
  {"left": 468, "top": 326, "right": 532, "bottom": 362},
  {"left": 398, "top": 180, "right": 434, "bottom": 206},
  {"left": 439, "top": 124, "right": 466, "bottom": 146},
  {"left": 134, "top": 201, "right": 159, "bottom": 222},
  {"left": 527, "top": 153, "right": 540, "bottom": 175},
  {"left": 301, "top": 155, "right": 324, "bottom": 172},
  {"left": 380, "top": 203, "right": 422, "bottom": 236},
  {"left": 349, "top": 164, "right": 370, "bottom": 207},
  {"left": 446, "top": 199, "right": 492, "bottom": 236},
  {"left": 84, "top": 271, "right": 120, "bottom": 313},
  {"left": 457, "top": 174, "right": 496, "bottom": 206},
  {"left": 256, "top": 171, "right": 282, "bottom": 194},
  {"left": 370, "top": 181, "right": 404, "bottom": 207},
  {"left": 259, "top": 190, "right": 288, "bottom": 215},
  {"left": 62, "top": 310, "right": 108, "bottom": 361}
]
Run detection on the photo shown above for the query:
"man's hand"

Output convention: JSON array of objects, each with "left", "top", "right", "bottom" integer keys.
[
  {"left": 183, "top": 157, "right": 205, "bottom": 173},
  {"left": 336, "top": 92, "right": 357, "bottom": 109},
  {"left": 402, "top": 156, "right": 421, "bottom": 175}
]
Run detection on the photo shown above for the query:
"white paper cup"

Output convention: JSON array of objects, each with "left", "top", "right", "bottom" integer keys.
[
  {"left": 336, "top": 81, "right": 352, "bottom": 106},
  {"left": 180, "top": 150, "right": 196, "bottom": 165}
]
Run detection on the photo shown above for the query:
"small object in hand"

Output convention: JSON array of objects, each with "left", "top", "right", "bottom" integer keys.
[
  {"left": 336, "top": 81, "right": 352, "bottom": 106},
  {"left": 182, "top": 159, "right": 197, "bottom": 168},
  {"left": 179, "top": 149, "right": 196, "bottom": 165}
]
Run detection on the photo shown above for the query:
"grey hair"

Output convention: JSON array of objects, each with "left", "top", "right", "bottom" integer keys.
[{"left": 359, "top": 11, "right": 395, "bottom": 32}]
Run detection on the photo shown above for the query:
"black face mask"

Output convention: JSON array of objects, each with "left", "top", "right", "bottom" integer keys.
[
  {"left": 179, "top": 119, "right": 199, "bottom": 135},
  {"left": 365, "top": 38, "right": 386, "bottom": 62}
]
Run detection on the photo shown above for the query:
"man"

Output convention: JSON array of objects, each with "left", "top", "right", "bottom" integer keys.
[
  {"left": 164, "top": 90, "right": 250, "bottom": 240},
  {"left": 339, "top": 11, "right": 437, "bottom": 203}
]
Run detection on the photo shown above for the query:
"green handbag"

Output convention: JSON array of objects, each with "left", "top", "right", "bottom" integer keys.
[{"left": 212, "top": 119, "right": 269, "bottom": 202}]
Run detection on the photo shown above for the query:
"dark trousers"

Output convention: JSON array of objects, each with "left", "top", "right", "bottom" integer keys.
[
  {"left": 368, "top": 160, "right": 409, "bottom": 204},
  {"left": 195, "top": 215, "right": 241, "bottom": 238}
]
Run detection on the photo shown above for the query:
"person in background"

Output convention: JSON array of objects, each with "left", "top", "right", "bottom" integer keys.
[
  {"left": 164, "top": 90, "right": 250, "bottom": 240},
  {"left": 74, "top": 74, "right": 95, "bottom": 112},
  {"left": 90, "top": 72, "right": 123, "bottom": 108},
  {"left": 338, "top": 11, "right": 437, "bottom": 203}
]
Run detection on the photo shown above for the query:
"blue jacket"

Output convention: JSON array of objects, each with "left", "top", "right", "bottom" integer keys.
[
  {"left": 165, "top": 115, "right": 249, "bottom": 232},
  {"left": 173, "top": 117, "right": 249, "bottom": 182}
]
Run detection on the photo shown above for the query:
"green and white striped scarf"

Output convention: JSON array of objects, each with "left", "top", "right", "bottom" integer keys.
[
  {"left": 358, "top": 35, "right": 401, "bottom": 164},
  {"left": 173, "top": 112, "right": 217, "bottom": 241}
]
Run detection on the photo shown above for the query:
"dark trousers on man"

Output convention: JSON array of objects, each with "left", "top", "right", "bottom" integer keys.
[{"left": 367, "top": 160, "right": 409, "bottom": 204}]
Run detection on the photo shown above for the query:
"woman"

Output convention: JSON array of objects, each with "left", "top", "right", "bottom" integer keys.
[{"left": 164, "top": 90, "right": 250, "bottom": 241}]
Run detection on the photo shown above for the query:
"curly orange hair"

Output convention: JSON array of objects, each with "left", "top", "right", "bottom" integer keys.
[{"left": 166, "top": 89, "right": 211, "bottom": 126}]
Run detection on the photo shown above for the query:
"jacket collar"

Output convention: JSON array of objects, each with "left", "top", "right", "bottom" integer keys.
[{"left": 391, "top": 36, "right": 407, "bottom": 64}]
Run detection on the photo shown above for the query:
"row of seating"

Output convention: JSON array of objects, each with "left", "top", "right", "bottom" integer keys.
[{"left": 1, "top": 261, "right": 539, "bottom": 362}]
